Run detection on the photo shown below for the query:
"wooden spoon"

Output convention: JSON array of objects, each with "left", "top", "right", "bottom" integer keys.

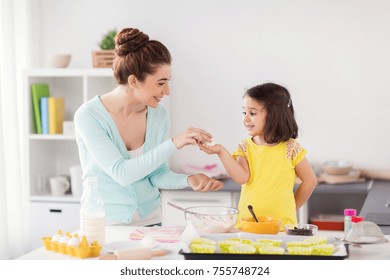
[{"left": 247, "top": 205, "right": 259, "bottom": 223}]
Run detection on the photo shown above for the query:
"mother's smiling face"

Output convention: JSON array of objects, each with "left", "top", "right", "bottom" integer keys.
[{"left": 131, "top": 64, "right": 172, "bottom": 108}]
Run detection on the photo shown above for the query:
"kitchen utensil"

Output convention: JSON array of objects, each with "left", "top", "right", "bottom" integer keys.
[
  {"left": 167, "top": 202, "right": 226, "bottom": 224},
  {"left": 239, "top": 216, "right": 281, "bottom": 234},
  {"left": 184, "top": 206, "right": 238, "bottom": 233},
  {"left": 99, "top": 247, "right": 170, "bottom": 260},
  {"left": 247, "top": 205, "right": 259, "bottom": 223},
  {"left": 167, "top": 202, "right": 239, "bottom": 234},
  {"left": 49, "top": 176, "right": 70, "bottom": 196},
  {"left": 284, "top": 223, "right": 318, "bottom": 236},
  {"left": 344, "top": 221, "right": 387, "bottom": 244},
  {"left": 48, "top": 54, "right": 71, "bottom": 68},
  {"left": 322, "top": 160, "right": 353, "bottom": 175},
  {"left": 167, "top": 202, "right": 200, "bottom": 216},
  {"left": 318, "top": 169, "right": 364, "bottom": 184}
]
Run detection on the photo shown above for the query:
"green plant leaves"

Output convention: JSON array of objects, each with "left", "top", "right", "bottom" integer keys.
[{"left": 99, "top": 30, "right": 117, "bottom": 50}]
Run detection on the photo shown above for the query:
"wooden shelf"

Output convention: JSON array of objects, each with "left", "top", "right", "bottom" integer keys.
[
  {"left": 30, "top": 195, "right": 80, "bottom": 203},
  {"left": 29, "top": 134, "right": 76, "bottom": 140}
]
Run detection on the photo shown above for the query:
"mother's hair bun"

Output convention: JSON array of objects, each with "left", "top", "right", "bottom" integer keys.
[{"left": 115, "top": 28, "right": 149, "bottom": 56}]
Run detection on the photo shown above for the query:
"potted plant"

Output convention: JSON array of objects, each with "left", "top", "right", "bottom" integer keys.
[{"left": 92, "top": 29, "right": 117, "bottom": 68}]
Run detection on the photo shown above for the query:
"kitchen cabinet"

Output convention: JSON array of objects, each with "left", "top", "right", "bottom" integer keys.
[
  {"left": 360, "top": 180, "right": 390, "bottom": 234},
  {"left": 23, "top": 68, "right": 115, "bottom": 250},
  {"left": 304, "top": 181, "right": 368, "bottom": 223},
  {"left": 30, "top": 200, "right": 80, "bottom": 249}
]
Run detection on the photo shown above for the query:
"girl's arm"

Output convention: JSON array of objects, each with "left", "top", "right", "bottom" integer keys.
[
  {"left": 199, "top": 143, "right": 250, "bottom": 185},
  {"left": 294, "top": 157, "right": 317, "bottom": 209}
]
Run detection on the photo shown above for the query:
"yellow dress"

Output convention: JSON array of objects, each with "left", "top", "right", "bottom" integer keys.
[{"left": 232, "top": 138, "right": 306, "bottom": 228}]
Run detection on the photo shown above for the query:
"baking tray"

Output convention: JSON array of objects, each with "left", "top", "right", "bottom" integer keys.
[
  {"left": 179, "top": 245, "right": 349, "bottom": 260},
  {"left": 179, "top": 232, "right": 349, "bottom": 260}
]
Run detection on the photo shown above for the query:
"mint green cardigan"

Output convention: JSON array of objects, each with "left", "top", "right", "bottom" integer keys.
[{"left": 74, "top": 96, "right": 188, "bottom": 224}]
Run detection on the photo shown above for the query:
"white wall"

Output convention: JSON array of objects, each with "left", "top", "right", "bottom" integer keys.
[{"left": 34, "top": 0, "right": 390, "bottom": 170}]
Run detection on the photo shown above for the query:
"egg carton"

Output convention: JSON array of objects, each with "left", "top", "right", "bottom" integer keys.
[{"left": 42, "top": 230, "right": 102, "bottom": 258}]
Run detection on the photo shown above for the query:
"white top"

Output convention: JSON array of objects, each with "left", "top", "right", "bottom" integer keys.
[{"left": 128, "top": 144, "right": 145, "bottom": 158}]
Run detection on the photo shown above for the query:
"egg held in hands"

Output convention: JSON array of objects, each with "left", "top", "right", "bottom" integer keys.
[{"left": 205, "top": 138, "right": 216, "bottom": 146}]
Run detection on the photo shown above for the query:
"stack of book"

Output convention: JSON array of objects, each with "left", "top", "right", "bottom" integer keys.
[{"left": 31, "top": 84, "right": 65, "bottom": 134}]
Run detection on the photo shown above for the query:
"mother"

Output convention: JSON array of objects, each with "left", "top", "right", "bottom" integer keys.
[{"left": 74, "top": 27, "right": 223, "bottom": 226}]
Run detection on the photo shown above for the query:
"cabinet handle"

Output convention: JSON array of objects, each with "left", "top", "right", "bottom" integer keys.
[
  {"left": 49, "top": 209, "right": 62, "bottom": 213},
  {"left": 386, "top": 203, "right": 390, "bottom": 208}
]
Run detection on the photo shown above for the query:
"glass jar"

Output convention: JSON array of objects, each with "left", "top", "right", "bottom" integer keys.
[{"left": 344, "top": 208, "right": 357, "bottom": 237}]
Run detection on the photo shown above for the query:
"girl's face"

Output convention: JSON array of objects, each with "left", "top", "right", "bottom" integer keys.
[
  {"left": 133, "top": 64, "right": 171, "bottom": 108},
  {"left": 242, "top": 96, "right": 267, "bottom": 138}
]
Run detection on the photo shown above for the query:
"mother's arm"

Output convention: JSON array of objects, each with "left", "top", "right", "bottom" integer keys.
[{"left": 75, "top": 109, "right": 178, "bottom": 186}]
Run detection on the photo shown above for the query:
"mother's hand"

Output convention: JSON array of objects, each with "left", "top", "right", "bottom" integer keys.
[
  {"left": 187, "top": 173, "right": 224, "bottom": 192},
  {"left": 172, "top": 127, "right": 213, "bottom": 149}
]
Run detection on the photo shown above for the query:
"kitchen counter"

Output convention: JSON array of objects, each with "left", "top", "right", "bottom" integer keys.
[
  {"left": 17, "top": 226, "right": 390, "bottom": 260},
  {"left": 173, "top": 178, "right": 370, "bottom": 194}
]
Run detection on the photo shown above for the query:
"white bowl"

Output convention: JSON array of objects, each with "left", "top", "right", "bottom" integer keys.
[
  {"left": 48, "top": 54, "right": 71, "bottom": 68},
  {"left": 322, "top": 160, "right": 353, "bottom": 175}
]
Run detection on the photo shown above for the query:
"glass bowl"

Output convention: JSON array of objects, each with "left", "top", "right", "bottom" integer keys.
[
  {"left": 184, "top": 206, "right": 239, "bottom": 234},
  {"left": 239, "top": 216, "right": 281, "bottom": 234},
  {"left": 284, "top": 224, "right": 318, "bottom": 236},
  {"left": 345, "top": 221, "right": 386, "bottom": 244}
]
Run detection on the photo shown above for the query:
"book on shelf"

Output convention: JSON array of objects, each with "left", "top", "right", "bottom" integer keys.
[
  {"left": 48, "top": 97, "right": 65, "bottom": 134},
  {"left": 31, "top": 84, "right": 50, "bottom": 134},
  {"left": 40, "top": 97, "right": 49, "bottom": 134}
]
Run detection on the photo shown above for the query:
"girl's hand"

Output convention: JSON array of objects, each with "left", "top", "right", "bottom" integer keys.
[
  {"left": 172, "top": 127, "right": 213, "bottom": 149},
  {"left": 188, "top": 173, "right": 224, "bottom": 191},
  {"left": 198, "top": 142, "right": 224, "bottom": 155}
]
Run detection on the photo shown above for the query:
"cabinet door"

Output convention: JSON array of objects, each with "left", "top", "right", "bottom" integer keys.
[
  {"left": 160, "top": 190, "right": 232, "bottom": 226},
  {"left": 231, "top": 192, "right": 240, "bottom": 208},
  {"left": 360, "top": 181, "right": 390, "bottom": 225},
  {"left": 30, "top": 202, "right": 80, "bottom": 250}
]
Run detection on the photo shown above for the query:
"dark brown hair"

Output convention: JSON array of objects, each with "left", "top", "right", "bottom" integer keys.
[
  {"left": 244, "top": 83, "right": 298, "bottom": 144},
  {"left": 113, "top": 28, "right": 172, "bottom": 84}
]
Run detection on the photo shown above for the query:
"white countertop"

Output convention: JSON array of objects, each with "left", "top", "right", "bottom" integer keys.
[{"left": 17, "top": 226, "right": 390, "bottom": 260}]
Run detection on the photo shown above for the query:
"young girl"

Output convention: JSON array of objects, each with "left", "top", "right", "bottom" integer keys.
[{"left": 199, "top": 82, "right": 317, "bottom": 227}]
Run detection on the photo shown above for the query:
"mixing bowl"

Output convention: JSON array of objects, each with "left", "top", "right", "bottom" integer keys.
[
  {"left": 184, "top": 206, "right": 239, "bottom": 234},
  {"left": 239, "top": 216, "right": 281, "bottom": 234}
]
